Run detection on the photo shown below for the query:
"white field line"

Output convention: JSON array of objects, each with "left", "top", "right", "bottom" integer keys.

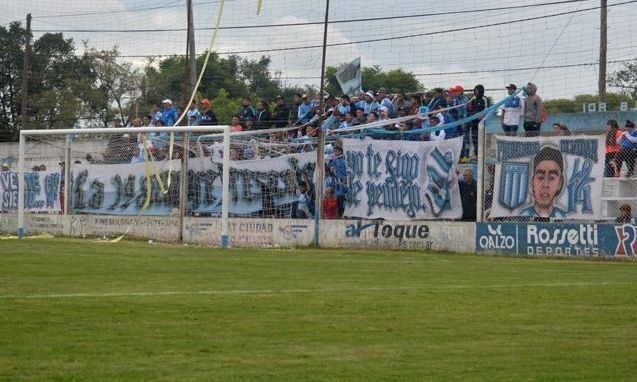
[{"left": 0, "top": 281, "right": 635, "bottom": 300}]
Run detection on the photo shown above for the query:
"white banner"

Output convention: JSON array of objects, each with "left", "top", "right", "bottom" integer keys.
[
  {"left": 0, "top": 170, "right": 62, "bottom": 212},
  {"left": 335, "top": 57, "right": 362, "bottom": 96},
  {"left": 490, "top": 135, "right": 605, "bottom": 219},
  {"left": 71, "top": 160, "right": 181, "bottom": 215},
  {"left": 189, "top": 151, "right": 316, "bottom": 216},
  {"left": 343, "top": 137, "right": 463, "bottom": 220}
]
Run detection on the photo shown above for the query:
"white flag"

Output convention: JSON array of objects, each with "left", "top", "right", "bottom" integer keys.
[{"left": 335, "top": 57, "right": 362, "bottom": 96}]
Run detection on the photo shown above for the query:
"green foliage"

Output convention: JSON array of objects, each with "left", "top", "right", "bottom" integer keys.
[
  {"left": 609, "top": 59, "right": 637, "bottom": 99},
  {"left": 0, "top": 22, "right": 27, "bottom": 140},
  {"left": 209, "top": 88, "right": 241, "bottom": 124}
]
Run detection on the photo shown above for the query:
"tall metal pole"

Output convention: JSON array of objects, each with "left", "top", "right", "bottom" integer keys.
[
  {"left": 313, "top": 0, "right": 330, "bottom": 247},
  {"left": 187, "top": 0, "right": 197, "bottom": 93},
  {"left": 599, "top": 0, "right": 607, "bottom": 104},
  {"left": 20, "top": 14, "right": 31, "bottom": 131}
]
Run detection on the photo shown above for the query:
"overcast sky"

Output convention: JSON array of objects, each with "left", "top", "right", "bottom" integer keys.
[{"left": 3, "top": 0, "right": 637, "bottom": 101}]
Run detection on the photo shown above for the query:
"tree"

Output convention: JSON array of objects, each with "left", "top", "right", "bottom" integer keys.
[
  {"left": 0, "top": 22, "right": 26, "bottom": 140},
  {"left": 609, "top": 59, "right": 637, "bottom": 99},
  {"left": 0, "top": 23, "right": 99, "bottom": 139},
  {"left": 85, "top": 46, "right": 142, "bottom": 127},
  {"left": 238, "top": 55, "right": 282, "bottom": 100}
]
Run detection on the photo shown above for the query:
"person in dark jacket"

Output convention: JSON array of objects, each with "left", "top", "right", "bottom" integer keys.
[
  {"left": 239, "top": 96, "right": 256, "bottom": 122},
  {"left": 458, "top": 168, "right": 477, "bottom": 221},
  {"left": 255, "top": 100, "right": 273, "bottom": 130},
  {"left": 199, "top": 98, "right": 218, "bottom": 125},
  {"left": 463, "top": 84, "right": 489, "bottom": 159},
  {"left": 273, "top": 96, "right": 291, "bottom": 128}
]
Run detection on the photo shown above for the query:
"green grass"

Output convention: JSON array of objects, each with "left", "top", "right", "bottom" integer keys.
[{"left": 0, "top": 239, "right": 636, "bottom": 381}]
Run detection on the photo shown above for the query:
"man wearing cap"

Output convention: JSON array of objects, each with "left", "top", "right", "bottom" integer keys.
[
  {"left": 360, "top": 91, "right": 379, "bottom": 116},
  {"left": 447, "top": 85, "right": 468, "bottom": 138},
  {"left": 1, "top": 163, "right": 9, "bottom": 172},
  {"left": 186, "top": 100, "right": 201, "bottom": 126},
  {"left": 500, "top": 84, "right": 523, "bottom": 136},
  {"left": 199, "top": 99, "right": 218, "bottom": 126},
  {"left": 273, "top": 96, "right": 290, "bottom": 128},
  {"left": 161, "top": 99, "right": 178, "bottom": 127}
]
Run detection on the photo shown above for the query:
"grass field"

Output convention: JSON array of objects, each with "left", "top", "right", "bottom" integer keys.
[{"left": 0, "top": 239, "right": 636, "bottom": 381}]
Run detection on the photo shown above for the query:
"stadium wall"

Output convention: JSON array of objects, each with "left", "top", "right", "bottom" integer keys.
[
  {"left": 3, "top": 214, "right": 636, "bottom": 257},
  {"left": 0, "top": 213, "right": 474, "bottom": 253}
]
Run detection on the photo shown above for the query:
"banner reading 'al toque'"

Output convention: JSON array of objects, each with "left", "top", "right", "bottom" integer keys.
[
  {"left": 490, "top": 135, "right": 604, "bottom": 220},
  {"left": 343, "top": 137, "right": 463, "bottom": 220}
]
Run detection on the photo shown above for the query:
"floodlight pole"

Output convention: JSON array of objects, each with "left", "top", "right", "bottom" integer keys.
[{"left": 314, "top": 0, "right": 330, "bottom": 247}]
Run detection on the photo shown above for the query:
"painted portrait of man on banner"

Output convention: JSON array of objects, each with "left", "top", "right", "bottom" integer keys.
[
  {"left": 490, "top": 135, "right": 604, "bottom": 220},
  {"left": 519, "top": 146, "right": 567, "bottom": 218}
]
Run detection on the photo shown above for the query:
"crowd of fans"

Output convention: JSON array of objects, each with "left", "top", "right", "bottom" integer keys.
[{"left": 83, "top": 81, "right": 636, "bottom": 221}]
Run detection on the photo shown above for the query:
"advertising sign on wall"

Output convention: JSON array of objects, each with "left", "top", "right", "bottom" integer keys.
[{"left": 476, "top": 222, "right": 637, "bottom": 257}]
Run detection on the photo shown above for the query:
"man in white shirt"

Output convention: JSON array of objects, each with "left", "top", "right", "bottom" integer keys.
[{"left": 499, "top": 84, "right": 523, "bottom": 136}]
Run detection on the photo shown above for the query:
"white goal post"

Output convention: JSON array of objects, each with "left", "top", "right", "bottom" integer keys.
[{"left": 17, "top": 125, "right": 232, "bottom": 248}]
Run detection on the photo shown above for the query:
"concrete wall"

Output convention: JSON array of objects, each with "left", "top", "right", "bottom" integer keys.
[
  {"left": 319, "top": 220, "right": 475, "bottom": 253},
  {"left": 0, "top": 213, "right": 180, "bottom": 242},
  {"left": 183, "top": 217, "right": 314, "bottom": 248},
  {"left": 4, "top": 214, "right": 635, "bottom": 257},
  {"left": 0, "top": 213, "right": 474, "bottom": 253}
]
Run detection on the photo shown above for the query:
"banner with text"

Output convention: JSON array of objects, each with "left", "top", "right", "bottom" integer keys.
[
  {"left": 490, "top": 135, "right": 604, "bottom": 220},
  {"left": 343, "top": 137, "right": 463, "bottom": 220},
  {"left": 71, "top": 152, "right": 316, "bottom": 216},
  {"left": 0, "top": 171, "right": 62, "bottom": 213},
  {"left": 335, "top": 57, "right": 362, "bottom": 96},
  {"left": 188, "top": 151, "right": 316, "bottom": 216},
  {"left": 71, "top": 160, "right": 181, "bottom": 215}
]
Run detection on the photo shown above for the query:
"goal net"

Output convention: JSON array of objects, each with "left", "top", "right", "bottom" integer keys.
[{"left": 15, "top": 125, "right": 231, "bottom": 246}]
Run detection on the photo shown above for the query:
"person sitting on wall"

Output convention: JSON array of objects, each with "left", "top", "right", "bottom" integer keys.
[
  {"left": 520, "top": 146, "right": 567, "bottom": 219},
  {"left": 616, "top": 204, "right": 636, "bottom": 224}
]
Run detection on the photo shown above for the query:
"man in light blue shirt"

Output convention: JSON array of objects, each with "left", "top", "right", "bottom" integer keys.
[
  {"left": 376, "top": 87, "right": 393, "bottom": 116},
  {"left": 297, "top": 95, "right": 316, "bottom": 124},
  {"left": 186, "top": 100, "right": 201, "bottom": 126}
]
